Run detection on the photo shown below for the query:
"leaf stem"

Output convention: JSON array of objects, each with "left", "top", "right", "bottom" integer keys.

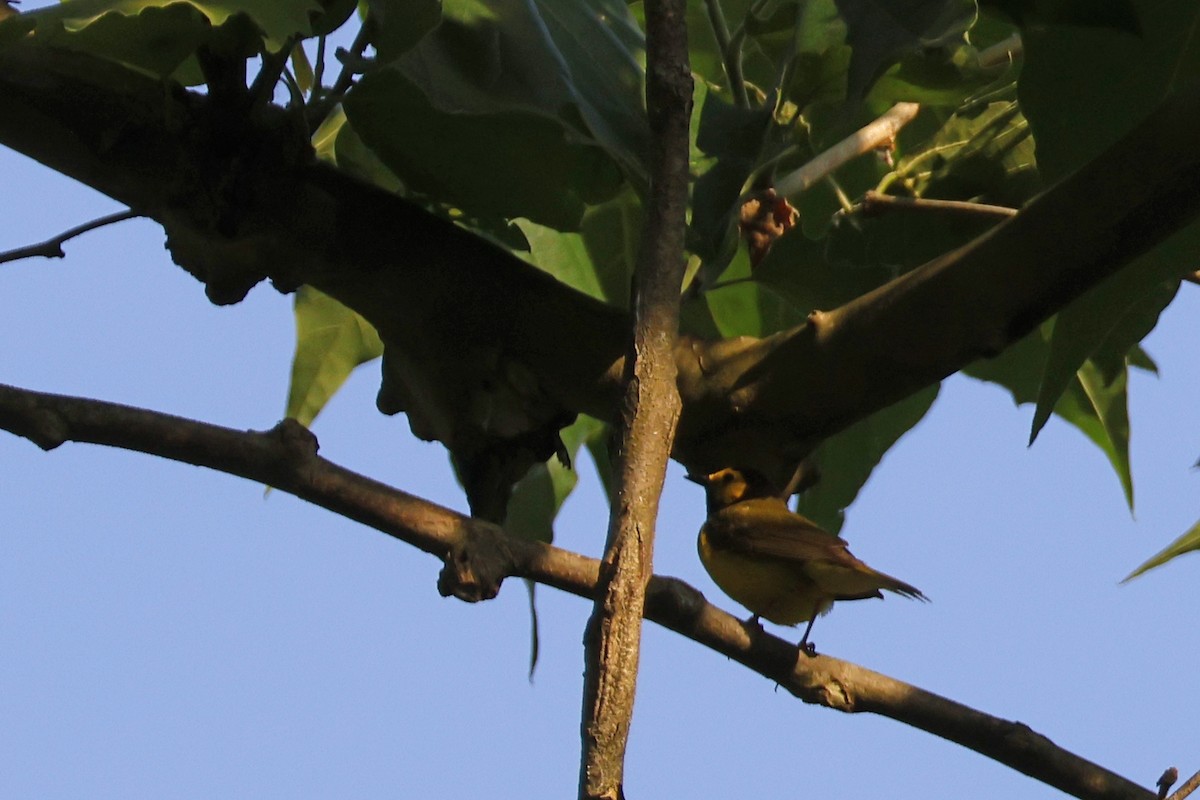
[{"left": 703, "top": 0, "right": 749, "bottom": 107}]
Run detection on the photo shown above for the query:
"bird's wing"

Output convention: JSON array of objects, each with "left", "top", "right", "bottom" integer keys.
[
  {"left": 708, "top": 500, "right": 926, "bottom": 601},
  {"left": 707, "top": 499, "right": 859, "bottom": 566}
]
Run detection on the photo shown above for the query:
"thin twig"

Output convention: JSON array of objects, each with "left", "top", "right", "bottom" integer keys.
[
  {"left": 578, "top": 0, "right": 692, "bottom": 797},
  {"left": 312, "top": 34, "right": 328, "bottom": 96},
  {"left": 0, "top": 210, "right": 139, "bottom": 266},
  {"left": 859, "top": 191, "right": 1019, "bottom": 221},
  {"left": 248, "top": 36, "right": 300, "bottom": 109},
  {"left": 775, "top": 102, "right": 922, "bottom": 197},
  {"left": 702, "top": 0, "right": 749, "bottom": 107},
  {"left": 0, "top": 379, "right": 1157, "bottom": 800},
  {"left": 305, "top": 18, "right": 374, "bottom": 128},
  {"left": 977, "top": 33, "right": 1023, "bottom": 71}
]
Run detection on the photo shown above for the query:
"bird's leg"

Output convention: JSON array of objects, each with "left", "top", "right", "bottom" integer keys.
[{"left": 798, "top": 617, "right": 818, "bottom": 656}]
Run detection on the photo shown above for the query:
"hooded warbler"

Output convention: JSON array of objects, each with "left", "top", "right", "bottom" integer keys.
[{"left": 687, "top": 467, "right": 926, "bottom": 649}]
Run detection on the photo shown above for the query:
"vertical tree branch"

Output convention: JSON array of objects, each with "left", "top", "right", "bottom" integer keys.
[{"left": 577, "top": 2, "right": 692, "bottom": 798}]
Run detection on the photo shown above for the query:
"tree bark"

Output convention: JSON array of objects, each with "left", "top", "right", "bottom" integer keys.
[{"left": 578, "top": 2, "right": 691, "bottom": 797}]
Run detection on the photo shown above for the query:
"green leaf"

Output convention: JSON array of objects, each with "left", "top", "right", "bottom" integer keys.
[
  {"left": 311, "top": 105, "right": 405, "bottom": 192},
  {"left": 514, "top": 190, "right": 640, "bottom": 308},
  {"left": 343, "top": 69, "right": 623, "bottom": 229},
  {"left": 25, "top": 0, "right": 321, "bottom": 66},
  {"left": 796, "top": 384, "right": 940, "bottom": 534},
  {"left": 832, "top": 0, "right": 975, "bottom": 102},
  {"left": 700, "top": 249, "right": 807, "bottom": 338},
  {"left": 504, "top": 415, "right": 609, "bottom": 545},
  {"left": 506, "top": 414, "right": 608, "bottom": 677},
  {"left": 286, "top": 285, "right": 384, "bottom": 428},
  {"left": 1017, "top": 0, "right": 1200, "bottom": 182},
  {"left": 289, "top": 41, "right": 313, "bottom": 93},
  {"left": 1123, "top": 518, "right": 1200, "bottom": 582},
  {"left": 1027, "top": 217, "right": 1200, "bottom": 457},
  {"left": 1030, "top": 276, "right": 1182, "bottom": 449},
  {"left": 966, "top": 324, "right": 1138, "bottom": 507},
  {"left": 389, "top": 0, "right": 650, "bottom": 188},
  {"left": 888, "top": 96, "right": 1038, "bottom": 205},
  {"left": 1054, "top": 359, "right": 1133, "bottom": 508},
  {"left": 689, "top": 84, "right": 790, "bottom": 281},
  {"left": 366, "top": 0, "right": 441, "bottom": 61},
  {"left": 981, "top": 0, "right": 1140, "bottom": 32}
]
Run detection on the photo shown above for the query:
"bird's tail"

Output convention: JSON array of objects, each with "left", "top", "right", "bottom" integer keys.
[{"left": 875, "top": 571, "right": 928, "bottom": 602}]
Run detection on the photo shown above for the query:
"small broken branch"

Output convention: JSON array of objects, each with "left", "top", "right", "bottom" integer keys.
[
  {"left": 775, "top": 102, "right": 921, "bottom": 197},
  {"left": 0, "top": 209, "right": 139, "bottom": 266}
]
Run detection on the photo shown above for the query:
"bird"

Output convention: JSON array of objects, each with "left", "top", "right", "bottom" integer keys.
[{"left": 687, "top": 467, "right": 926, "bottom": 651}]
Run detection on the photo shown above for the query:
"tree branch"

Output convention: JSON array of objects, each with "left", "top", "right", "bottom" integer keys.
[
  {"left": 4, "top": 43, "right": 1200, "bottom": 495},
  {"left": 858, "top": 190, "right": 1018, "bottom": 221},
  {"left": 579, "top": 2, "right": 692, "bottom": 797},
  {"left": 0, "top": 379, "right": 1156, "bottom": 800},
  {"left": 0, "top": 209, "right": 138, "bottom": 266},
  {"left": 774, "top": 103, "right": 921, "bottom": 197}
]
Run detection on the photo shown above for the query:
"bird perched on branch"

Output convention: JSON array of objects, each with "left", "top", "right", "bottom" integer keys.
[{"left": 687, "top": 467, "right": 926, "bottom": 651}]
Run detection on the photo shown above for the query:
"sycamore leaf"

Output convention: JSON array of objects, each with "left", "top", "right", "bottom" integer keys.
[
  {"left": 833, "top": 0, "right": 975, "bottom": 103},
  {"left": 1017, "top": 0, "right": 1200, "bottom": 182},
  {"left": 796, "top": 384, "right": 940, "bottom": 534},
  {"left": 1029, "top": 221, "right": 1199, "bottom": 455},
  {"left": 344, "top": 69, "right": 623, "bottom": 229},
  {"left": 1054, "top": 360, "right": 1133, "bottom": 508},
  {"left": 286, "top": 286, "right": 383, "bottom": 428},
  {"left": 1123, "top": 518, "right": 1200, "bottom": 582},
  {"left": 24, "top": 0, "right": 321, "bottom": 65},
  {"left": 506, "top": 413, "right": 608, "bottom": 676},
  {"left": 513, "top": 189, "right": 640, "bottom": 308},
  {"left": 379, "top": 0, "right": 650, "bottom": 194},
  {"left": 366, "top": 0, "right": 441, "bottom": 61},
  {"left": 505, "top": 416, "right": 608, "bottom": 544}
]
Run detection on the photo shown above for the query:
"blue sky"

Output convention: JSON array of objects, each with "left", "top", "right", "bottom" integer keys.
[{"left": 2, "top": 14, "right": 1198, "bottom": 800}]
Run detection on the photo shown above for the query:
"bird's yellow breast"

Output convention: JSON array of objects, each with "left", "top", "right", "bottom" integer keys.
[{"left": 698, "top": 527, "right": 831, "bottom": 626}]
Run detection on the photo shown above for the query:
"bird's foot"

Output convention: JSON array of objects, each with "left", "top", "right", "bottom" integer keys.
[{"left": 742, "top": 614, "right": 765, "bottom": 635}]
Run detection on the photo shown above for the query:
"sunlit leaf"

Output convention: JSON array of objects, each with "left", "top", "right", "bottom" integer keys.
[
  {"left": 1123, "top": 518, "right": 1200, "bottom": 582},
  {"left": 24, "top": 0, "right": 321, "bottom": 63},
  {"left": 286, "top": 286, "right": 383, "bottom": 428},
  {"left": 700, "top": 249, "right": 806, "bottom": 338},
  {"left": 1054, "top": 359, "right": 1133, "bottom": 508},
  {"left": 513, "top": 189, "right": 640, "bottom": 308},
  {"left": 505, "top": 415, "right": 609, "bottom": 546}
]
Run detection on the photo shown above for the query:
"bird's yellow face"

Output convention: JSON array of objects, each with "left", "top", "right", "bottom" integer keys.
[{"left": 690, "top": 468, "right": 753, "bottom": 509}]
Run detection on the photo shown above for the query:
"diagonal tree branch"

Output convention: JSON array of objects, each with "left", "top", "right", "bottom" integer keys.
[
  {"left": 3, "top": 43, "right": 1200, "bottom": 498},
  {"left": 578, "top": 1, "right": 691, "bottom": 797},
  {"left": 0, "top": 379, "right": 1155, "bottom": 800}
]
